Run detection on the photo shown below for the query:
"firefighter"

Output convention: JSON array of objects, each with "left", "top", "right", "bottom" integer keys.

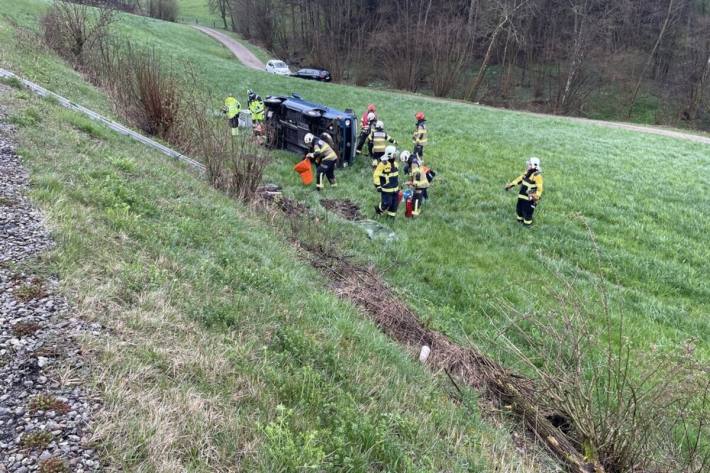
[
  {"left": 412, "top": 111, "right": 428, "bottom": 158},
  {"left": 356, "top": 104, "right": 377, "bottom": 156},
  {"left": 505, "top": 157, "right": 544, "bottom": 226},
  {"left": 222, "top": 94, "right": 241, "bottom": 136},
  {"left": 247, "top": 90, "right": 265, "bottom": 124},
  {"left": 367, "top": 120, "right": 397, "bottom": 168},
  {"left": 305, "top": 133, "right": 338, "bottom": 191},
  {"left": 404, "top": 151, "right": 429, "bottom": 217},
  {"left": 373, "top": 145, "right": 400, "bottom": 218}
]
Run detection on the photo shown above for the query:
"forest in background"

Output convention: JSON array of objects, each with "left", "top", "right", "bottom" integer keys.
[{"left": 205, "top": 0, "right": 710, "bottom": 129}]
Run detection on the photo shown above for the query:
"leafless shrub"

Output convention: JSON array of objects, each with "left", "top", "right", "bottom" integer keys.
[
  {"left": 488, "top": 217, "right": 709, "bottom": 473},
  {"left": 96, "top": 43, "right": 181, "bottom": 139},
  {"left": 40, "top": 0, "right": 116, "bottom": 65},
  {"left": 174, "top": 80, "right": 267, "bottom": 201},
  {"left": 430, "top": 19, "right": 472, "bottom": 97}
]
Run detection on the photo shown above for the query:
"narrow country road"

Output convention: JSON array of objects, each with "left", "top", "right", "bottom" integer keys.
[
  {"left": 193, "top": 26, "right": 265, "bottom": 71},
  {"left": 195, "top": 25, "right": 710, "bottom": 146}
]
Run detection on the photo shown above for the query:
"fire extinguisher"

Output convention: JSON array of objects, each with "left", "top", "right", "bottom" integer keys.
[{"left": 403, "top": 189, "right": 413, "bottom": 218}]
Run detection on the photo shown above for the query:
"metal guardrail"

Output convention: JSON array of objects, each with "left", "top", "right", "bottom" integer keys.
[{"left": 0, "top": 68, "right": 207, "bottom": 175}]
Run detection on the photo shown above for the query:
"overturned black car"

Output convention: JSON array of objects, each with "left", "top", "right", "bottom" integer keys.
[{"left": 263, "top": 94, "right": 357, "bottom": 167}]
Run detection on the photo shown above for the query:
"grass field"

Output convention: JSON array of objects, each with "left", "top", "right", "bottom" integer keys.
[
  {"left": 1, "top": 84, "right": 551, "bottom": 472},
  {"left": 0, "top": 0, "right": 708, "bottom": 469},
  {"left": 3, "top": 0, "right": 708, "bottom": 393}
]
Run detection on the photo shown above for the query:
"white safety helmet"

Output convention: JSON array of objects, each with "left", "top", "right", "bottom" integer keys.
[
  {"left": 384, "top": 145, "right": 397, "bottom": 160},
  {"left": 375, "top": 120, "right": 384, "bottom": 130},
  {"left": 380, "top": 154, "right": 390, "bottom": 163},
  {"left": 367, "top": 112, "right": 376, "bottom": 122},
  {"left": 399, "top": 150, "right": 410, "bottom": 163},
  {"left": 527, "top": 157, "right": 541, "bottom": 170},
  {"left": 304, "top": 133, "right": 315, "bottom": 145}
]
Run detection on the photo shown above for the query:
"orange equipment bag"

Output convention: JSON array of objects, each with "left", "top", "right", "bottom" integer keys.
[{"left": 294, "top": 157, "right": 313, "bottom": 186}]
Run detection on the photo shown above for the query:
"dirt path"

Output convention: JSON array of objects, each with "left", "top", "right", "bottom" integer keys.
[
  {"left": 193, "top": 26, "right": 265, "bottom": 71},
  {"left": 197, "top": 26, "right": 710, "bottom": 146}
]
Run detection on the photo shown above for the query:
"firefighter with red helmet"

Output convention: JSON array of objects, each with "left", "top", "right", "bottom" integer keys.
[
  {"left": 356, "top": 104, "right": 377, "bottom": 156},
  {"left": 413, "top": 111, "right": 428, "bottom": 158}
]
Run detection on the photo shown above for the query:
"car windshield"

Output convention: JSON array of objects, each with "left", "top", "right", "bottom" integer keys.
[{"left": 273, "top": 61, "right": 287, "bottom": 68}]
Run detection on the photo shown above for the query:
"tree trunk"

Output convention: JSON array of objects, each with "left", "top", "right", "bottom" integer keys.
[
  {"left": 627, "top": 0, "right": 675, "bottom": 118},
  {"left": 466, "top": 19, "right": 506, "bottom": 101}
]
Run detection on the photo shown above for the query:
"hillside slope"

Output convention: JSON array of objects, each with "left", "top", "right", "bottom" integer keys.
[{"left": 0, "top": 0, "right": 707, "bottom": 469}]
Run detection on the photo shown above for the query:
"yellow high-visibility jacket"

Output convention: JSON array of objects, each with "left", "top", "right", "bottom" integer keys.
[
  {"left": 249, "top": 98, "right": 265, "bottom": 121},
  {"left": 223, "top": 96, "right": 241, "bottom": 119},
  {"left": 410, "top": 163, "right": 429, "bottom": 189},
  {"left": 313, "top": 139, "right": 337, "bottom": 162},
  {"left": 509, "top": 171, "right": 543, "bottom": 201},
  {"left": 367, "top": 130, "right": 396, "bottom": 153},
  {"left": 413, "top": 121, "right": 428, "bottom": 146},
  {"left": 373, "top": 161, "right": 399, "bottom": 193}
]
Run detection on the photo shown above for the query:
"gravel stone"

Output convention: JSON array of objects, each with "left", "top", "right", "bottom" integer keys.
[{"left": 0, "top": 89, "right": 102, "bottom": 471}]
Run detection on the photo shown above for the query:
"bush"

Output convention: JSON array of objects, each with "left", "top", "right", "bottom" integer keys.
[
  {"left": 489, "top": 220, "right": 709, "bottom": 473},
  {"left": 95, "top": 43, "right": 181, "bottom": 139},
  {"left": 174, "top": 83, "right": 267, "bottom": 201},
  {"left": 40, "top": 0, "right": 115, "bottom": 65}
]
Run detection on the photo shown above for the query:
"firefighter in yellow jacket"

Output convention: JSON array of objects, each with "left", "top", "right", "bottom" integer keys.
[
  {"left": 367, "top": 121, "right": 397, "bottom": 168},
  {"left": 305, "top": 133, "right": 338, "bottom": 191},
  {"left": 505, "top": 157, "right": 544, "bottom": 226},
  {"left": 247, "top": 89, "right": 265, "bottom": 124},
  {"left": 412, "top": 111, "right": 428, "bottom": 158},
  {"left": 222, "top": 95, "right": 242, "bottom": 136},
  {"left": 373, "top": 146, "right": 400, "bottom": 218},
  {"left": 403, "top": 151, "right": 429, "bottom": 217}
]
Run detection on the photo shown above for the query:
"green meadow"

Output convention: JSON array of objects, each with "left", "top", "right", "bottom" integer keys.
[{"left": 0, "top": 0, "right": 707, "bottom": 470}]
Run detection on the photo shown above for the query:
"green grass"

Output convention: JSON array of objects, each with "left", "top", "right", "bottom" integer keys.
[
  {"left": 3, "top": 88, "right": 546, "bottom": 471},
  {"left": 176, "top": 0, "right": 220, "bottom": 26},
  {"left": 3, "top": 0, "right": 707, "bottom": 381},
  {"left": 0, "top": 0, "right": 707, "bottom": 466}
]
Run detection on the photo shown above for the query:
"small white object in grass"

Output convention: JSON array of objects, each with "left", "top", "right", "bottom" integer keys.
[{"left": 419, "top": 345, "right": 431, "bottom": 363}]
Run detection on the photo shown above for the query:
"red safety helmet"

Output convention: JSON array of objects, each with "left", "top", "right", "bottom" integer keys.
[
  {"left": 367, "top": 104, "right": 376, "bottom": 112},
  {"left": 415, "top": 111, "right": 425, "bottom": 121}
]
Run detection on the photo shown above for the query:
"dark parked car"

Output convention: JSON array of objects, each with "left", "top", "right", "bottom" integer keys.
[
  {"left": 293, "top": 68, "right": 332, "bottom": 82},
  {"left": 263, "top": 94, "right": 356, "bottom": 166}
]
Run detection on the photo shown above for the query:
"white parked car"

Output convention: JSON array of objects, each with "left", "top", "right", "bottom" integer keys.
[{"left": 265, "top": 60, "right": 291, "bottom": 76}]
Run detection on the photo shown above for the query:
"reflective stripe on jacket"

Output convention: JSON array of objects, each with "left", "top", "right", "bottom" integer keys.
[
  {"left": 368, "top": 130, "right": 395, "bottom": 153},
  {"left": 313, "top": 139, "right": 338, "bottom": 162},
  {"left": 224, "top": 97, "right": 241, "bottom": 119},
  {"left": 509, "top": 171, "right": 543, "bottom": 201},
  {"left": 373, "top": 161, "right": 399, "bottom": 192},
  {"left": 413, "top": 120, "right": 428, "bottom": 145}
]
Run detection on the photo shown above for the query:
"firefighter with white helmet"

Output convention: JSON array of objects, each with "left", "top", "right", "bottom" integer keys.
[
  {"left": 373, "top": 145, "right": 400, "bottom": 218},
  {"left": 305, "top": 133, "right": 338, "bottom": 191},
  {"left": 407, "top": 153, "right": 429, "bottom": 217},
  {"left": 367, "top": 120, "right": 397, "bottom": 168},
  {"left": 505, "top": 157, "right": 544, "bottom": 225}
]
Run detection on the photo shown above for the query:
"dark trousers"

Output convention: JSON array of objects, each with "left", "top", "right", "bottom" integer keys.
[
  {"left": 413, "top": 144, "right": 424, "bottom": 158},
  {"left": 412, "top": 189, "right": 425, "bottom": 215},
  {"left": 356, "top": 129, "right": 370, "bottom": 153},
  {"left": 371, "top": 151, "right": 384, "bottom": 168},
  {"left": 379, "top": 191, "right": 399, "bottom": 217},
  {"left": 316, "top": 160, "right": 336, "bottom": 189},
  {"left": 516, "top": 198, "right": 536, "bottom": 225}
]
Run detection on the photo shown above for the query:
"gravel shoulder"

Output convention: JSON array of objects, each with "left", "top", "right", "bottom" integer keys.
[{"left": 0, "top": 87, "right": 102, "bottom": 472}]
